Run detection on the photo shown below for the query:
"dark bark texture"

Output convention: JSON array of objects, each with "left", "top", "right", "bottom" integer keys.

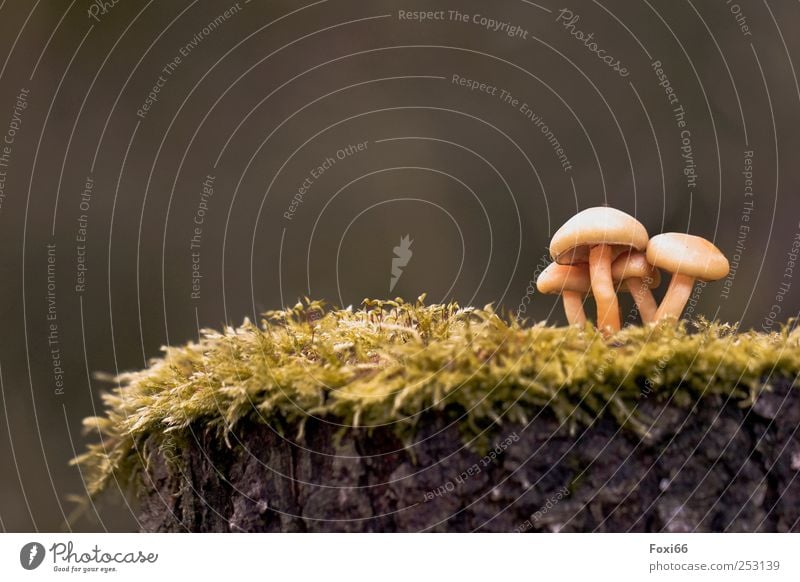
[{"left": 136, "top": 378, "right": 800, "bottom": 532}]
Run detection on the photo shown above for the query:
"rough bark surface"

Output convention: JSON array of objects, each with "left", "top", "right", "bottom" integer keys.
[{"left": 136, "top": 379, "right": 800, "bottom": 532}]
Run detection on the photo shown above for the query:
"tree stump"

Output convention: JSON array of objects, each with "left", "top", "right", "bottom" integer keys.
[{"left": 135, "top": 377, "right": 800, "bottom": 532}]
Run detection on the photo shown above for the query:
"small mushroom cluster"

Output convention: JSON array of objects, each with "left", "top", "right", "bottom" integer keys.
[{"left": 536, "top": 207, "right": 730, "bottom": 332}]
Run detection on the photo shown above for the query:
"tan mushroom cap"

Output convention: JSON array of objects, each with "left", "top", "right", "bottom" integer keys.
[
  {"left": 549, "top": 207, "right": 649, "bottom": 264},
  {"left": 646, "top": 233, "right": 730, "bottom": 281},
  {"left": 611, "top": 251, "right": 661, "bottom": 288},
  {"left": 536, "top": 263, "right": 592, "bottom": 295}
]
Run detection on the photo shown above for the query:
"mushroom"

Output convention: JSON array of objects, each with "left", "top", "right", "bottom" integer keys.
[
  {"left": 646, "top": 233, "right": 730, "bottom": 322},
  {"left": 611, "top": 251, "right": 662, "bottom": 324},
  {"left": 536, "top": 262, "right": 592, "bottom": 326},
  {"left": 550, "top": 207, "right": 649, "bottom": 332}
]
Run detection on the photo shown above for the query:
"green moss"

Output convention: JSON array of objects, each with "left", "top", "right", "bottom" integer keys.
[{"left": 74, "top": 296, "right": 800, "bottom": 498}]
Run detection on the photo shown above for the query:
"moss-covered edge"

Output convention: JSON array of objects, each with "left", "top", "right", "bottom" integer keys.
[{"left": 73, "top": 297, "right": 800, "bottom": 499}]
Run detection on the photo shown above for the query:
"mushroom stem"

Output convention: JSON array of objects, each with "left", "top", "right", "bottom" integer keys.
[
  {"left": 589, "top": 244, "right": 620, "bottom": 332},
  {"left": 655, "top": 272, "right": 696, "bottom": 321},
  {"left": 625, "top": 277, "right": 659, "bottom": 324},
  {"left": 562, "top": 291, "right": 586, "bottom": 326}
]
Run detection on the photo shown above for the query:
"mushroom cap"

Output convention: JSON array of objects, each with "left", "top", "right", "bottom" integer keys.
[
  {"left": 611, "top": 251, "right": 661, "bottom": 288},
  {"left": 549, "top": 207, "right": 649, "bottom": 264},
  {"left": 646, "top": 233, "right": 730, "bottom": 281},
  {"left": 536, "top": 262, "right": 592, "bottom": 295}
]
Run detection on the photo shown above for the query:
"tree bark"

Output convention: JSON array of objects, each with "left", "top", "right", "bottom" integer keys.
[{"left": 136, "top": 378, "right": 800, "bottom": 532}]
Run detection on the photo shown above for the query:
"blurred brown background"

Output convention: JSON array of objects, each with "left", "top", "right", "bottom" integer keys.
[{"left": 0, "top": 0, "right": 798, "bottom": 531}]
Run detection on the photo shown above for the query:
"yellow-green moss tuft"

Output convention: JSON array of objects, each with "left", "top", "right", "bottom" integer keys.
[{"left": 74, "top": 297, "right": 800, "bottom": 498}]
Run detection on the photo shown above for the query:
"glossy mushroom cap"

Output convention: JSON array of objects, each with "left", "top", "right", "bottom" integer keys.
[
  {"left": 611, "top": 251, "right": 661, "bottom": 288},
  {"left": 549, "top": 207, "right": 649, "bottom": 264},
  {"left": 536, "top": 263, "right": 592, "bottom": 295},
  {"left": 646, "top": 233, "right": 730, "bottom": 281}
]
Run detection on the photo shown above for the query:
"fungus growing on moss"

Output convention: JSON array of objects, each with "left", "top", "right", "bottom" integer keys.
[
  {"left": 647, "top": 233, "right": 730, "bottom": 322},
  {"left": 611, "top": 251, "right": 661, "bottom": 324},
  {"left": 536, "top": 262, "right": 591, "bottom": 326},
  {"left": 550, "top": 207, "right": 649, "bottom": 333}
]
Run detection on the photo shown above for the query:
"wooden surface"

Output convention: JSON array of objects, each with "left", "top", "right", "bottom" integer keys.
[{"left": 135, "top": 378, "right": 800, "bottom": 532}]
